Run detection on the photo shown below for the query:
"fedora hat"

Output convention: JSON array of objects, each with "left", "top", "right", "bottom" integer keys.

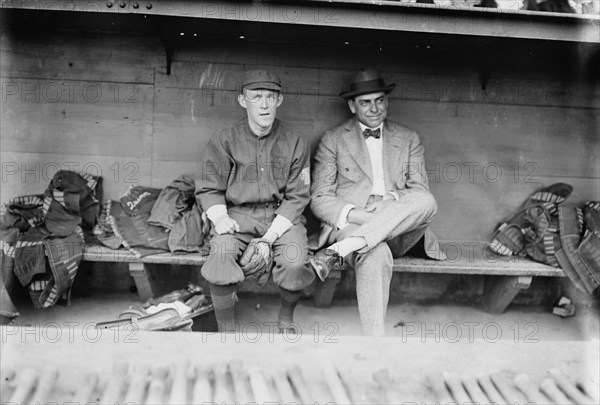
[{"left": 339, "top": 69, "right": 395, "bottom": 99}]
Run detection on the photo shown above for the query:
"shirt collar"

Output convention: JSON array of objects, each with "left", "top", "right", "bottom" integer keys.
[
  {"left": 245, "top": 118, "right": 279, "bottom": 138},
  {"left": 358, "top": 121, "right": 384, "bottom": 135}
]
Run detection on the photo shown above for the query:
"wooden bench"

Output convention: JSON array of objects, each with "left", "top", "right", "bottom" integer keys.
[
  {"left": 82, "top": 245, "right": 207, "bottom": 301},
  {"left": 316, "top": 245, "right": 566, "bottom": 314},
  {"left": 83, "top": 243, "right": 564, "bottom": 314}
]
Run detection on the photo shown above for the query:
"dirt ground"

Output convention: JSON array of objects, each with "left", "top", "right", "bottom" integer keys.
[
  {"left": 3, "top": 289, "right": 599, "bottom": 404},
  {"left": 9, "top": 289, "right": 600, "bottom": 342}
]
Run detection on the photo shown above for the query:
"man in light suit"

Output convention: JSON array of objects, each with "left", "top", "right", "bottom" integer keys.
[{"left": 310, "top": 69, "right": 445, "bottom": 336}]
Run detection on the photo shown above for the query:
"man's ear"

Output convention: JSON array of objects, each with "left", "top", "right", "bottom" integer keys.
[
  {"left": 276, "top": 93, "right": 283, "bottom": 108},
  {"left": 347, "top": 99, "right": 356, "bottom": 114},
  {"left": 238, "top": 93, "right": 247, "bottom": 109}
]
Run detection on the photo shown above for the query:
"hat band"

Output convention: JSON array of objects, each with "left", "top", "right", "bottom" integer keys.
[{"left": 349, "top": 78, "right": 388, "bottom": 93}]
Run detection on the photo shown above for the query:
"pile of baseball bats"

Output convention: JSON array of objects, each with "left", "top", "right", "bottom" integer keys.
[
  {"left": 2, "top": 362, "right": 599, "bottom": 404},
  {"left": 1, "top": 361, "right": 352, "bottom": 404},
  {"left": 427, "top": 369, "right": 599, "bottom": 405}
]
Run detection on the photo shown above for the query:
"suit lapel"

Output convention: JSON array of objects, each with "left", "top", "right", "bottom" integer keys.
[
  {"left": 382, "top": 121, "right": 403, "bottom": 189},
  {"left": 341, "top": 119, "right": 372, "bottom": 180}
]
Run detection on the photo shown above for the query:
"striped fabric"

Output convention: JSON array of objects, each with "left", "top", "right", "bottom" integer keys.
[
  {"left": 106, "top": 206, "right": 143, "bottom": 259},
  {"left": 38, "top": 226, "right": 84, "bottom": 308},
  {"left": 1, "top": 194, "right": 46, "bottom": 228},
  {"left": 490, "top": 183, "right": 574, "bottom": 267},
  {"left": 52, "top": 190, "right": 66, "bottom": 208},
  {"left": 0, "top": 240, "right": 15, "bottom": 258},
  {"left": 1, "top": 170, "right": 100, "bottom": 309},
  {"left": 79, "top": 171, "right": 99, "bottom": 191},
  {"left": 527, "top": 183, "right": 573, "bottom": 207}
]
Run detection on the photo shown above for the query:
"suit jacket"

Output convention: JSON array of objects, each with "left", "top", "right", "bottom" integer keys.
[{"left": 310, "top": 118, "right": 444, "bottom": 260}]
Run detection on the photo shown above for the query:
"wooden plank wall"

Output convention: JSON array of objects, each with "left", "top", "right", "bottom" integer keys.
[{"left": 1, "top": 27, "right": 598, "bottom": 246}]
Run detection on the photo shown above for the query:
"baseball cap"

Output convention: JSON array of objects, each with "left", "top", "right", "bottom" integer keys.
[{"left": 241, "top": 70, "right": 282, "bottom": 92}]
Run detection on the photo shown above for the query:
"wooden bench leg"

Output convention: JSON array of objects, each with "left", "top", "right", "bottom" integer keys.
[
  {"left": 482, "top": 276, "right": 532, "bottom": 314},
  {"left": 128, "top": 263, "right": 154, "bottom": 301},
  {"left": 313, "top": 269, "right": 342, "bottom": 308}
]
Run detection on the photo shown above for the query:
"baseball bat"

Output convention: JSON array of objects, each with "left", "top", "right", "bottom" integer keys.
[
  {"left": 228, "top": 360, "right": 252, "bottom": 404},
  {"left": 577, "top": 378, "right": 600, "bottom": 404},
  {"left": 443, "top": 372, "right": 471, "bottom": 404},
  {"left": 540, "top": 377, "right": 575, "bottom": 405},
  {"left": 491, "top": 371, "right": 528, "bottom": 404},
  {"left": 213, "top": 363, "right": 233, "bottom": 404},
  {"left": 477, "top": 373, "right": 506, "bottom": 404},
  {"left": 425, "top": 373, "right": 454, "bottom": 405},
  {"left": 322, "top": 363, "right": 352, "bottom": 404},
  {"left": 462, "top": 375, "right": 490, "bottom": 404},
  {"left": 100, "top": 362, "right": 128, "bottom": 404},
  {"left": 248, "top": 367, "right": 273, "bottom": 404},
  {"left": 513, "top": 373, "right": 550, "bottom": 404},
  {"left": 287, "top": 365, "right": 312, "bottom": 404},
  {"left": 337, "top": 368, "right": 366, "bottom": 404},
  {"left": 168, "top": 360, "right": 190, "bottom": 405},
  {"left": 73, "top": 372, "right": 99, "bottom": 404},
  {"left": 549, "top": 368, "right": 594, "bottom": 404},
  {"left": 9, "top": 367, "right": 38, "bottom": 404},
  {"left": 124, "top": 363, "right": 149, "bottom": 404},
  {"left": 146, "top": 365, "right": 169, "bottom": 405},
  {"left": 30, "top": 366, "right": 58, "bottom": 404},
  {"left": 192, "top": 366, "right": 212, "bottom": 404},
  {"left": 271, "top": 370, "right": 296, "bottom": 404}
]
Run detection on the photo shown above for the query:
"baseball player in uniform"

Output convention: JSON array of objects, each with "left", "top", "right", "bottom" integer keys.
[{"left": 195, "top": 70, "right": 314, "bottom": 333}]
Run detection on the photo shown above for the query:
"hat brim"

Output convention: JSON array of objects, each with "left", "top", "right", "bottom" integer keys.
[
  {"left": 243, "top": 82, "right": 282, "bottom": 91},
  {"left": 339, "top": 83, "right": 395, "bottom": 99}
]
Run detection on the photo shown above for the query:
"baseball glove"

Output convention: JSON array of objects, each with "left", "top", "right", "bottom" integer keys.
[{"left": 239, "top": 238, "right": 273, "bottom": 285}]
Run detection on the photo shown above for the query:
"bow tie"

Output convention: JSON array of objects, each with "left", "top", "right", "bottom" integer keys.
[{"left": 363, "top": 128, "right": 381, "bottom": 139}]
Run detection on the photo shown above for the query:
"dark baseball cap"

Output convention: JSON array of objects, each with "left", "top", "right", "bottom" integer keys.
[{"left": 241, "top": 70, "right": 282, "bottom": 92}]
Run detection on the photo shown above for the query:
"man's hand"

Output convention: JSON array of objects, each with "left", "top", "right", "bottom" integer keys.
[
  {"left": 239, "top": 238, "right": 273, "bottom": 284},
  {"left": 347, "top": 208, "right": 372, "bottom": 225},
  {"left": 366, "top": 199, "right": 395, "bottom": 215},
  {"left": 213, "top": 215, "right": 240, "bottom": 235}
]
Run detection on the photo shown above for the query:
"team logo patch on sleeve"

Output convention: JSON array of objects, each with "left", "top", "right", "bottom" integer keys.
[{"left": 300, "top": 167, "right": 310, "bottom": 185}]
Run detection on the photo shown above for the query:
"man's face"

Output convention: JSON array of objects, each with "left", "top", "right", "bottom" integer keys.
[
  {"left": 238, "top": 88, "right": 283, "bottom": 130},
  {"left": 348, "top": 91, "right": 388, "bottom": 128}
]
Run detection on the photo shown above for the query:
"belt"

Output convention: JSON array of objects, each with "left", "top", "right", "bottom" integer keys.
[{"left": 231, "top": 201, "right": 281, "bottom": 209}]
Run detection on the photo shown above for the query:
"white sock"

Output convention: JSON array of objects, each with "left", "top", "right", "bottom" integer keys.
[{"left": 328, "top": 237, "right": 367, "bottom": 257}]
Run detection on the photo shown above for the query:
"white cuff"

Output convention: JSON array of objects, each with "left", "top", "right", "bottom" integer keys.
[
  {"left": 388, "top": 191, "right": 400, "bottom": 201},
  {"left": 206, "top": 204, "right": 228, "bottom": 224},
  {"left": 336, "top": 204, "right": 355, "bottom": 230},
  {"left": 263, "top": 214, "right": 293, "bottom": 242}
]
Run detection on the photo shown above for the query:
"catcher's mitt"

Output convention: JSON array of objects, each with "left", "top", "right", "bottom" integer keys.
[{"left": 239, "top": 238, "right": 273, "bottom": 285}]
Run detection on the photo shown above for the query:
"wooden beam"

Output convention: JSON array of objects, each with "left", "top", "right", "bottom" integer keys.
[
  {"left": 2, "top": 0, "right": 599, "bottom": 43},
  {"left": 128, "top": 262, "right": 154, "bottom": 301},
  {"left": 482, "top": 275, "right": 532, "bottom": 313},
  {"left": 313, "top": 269, "right": 343, "bottom": 308}
]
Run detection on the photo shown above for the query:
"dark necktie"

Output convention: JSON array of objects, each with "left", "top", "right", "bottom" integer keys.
[{"left": 363, "top": 128, "right": 381, "bottom": 139}]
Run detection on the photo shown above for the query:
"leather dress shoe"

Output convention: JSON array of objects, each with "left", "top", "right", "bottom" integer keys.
[{"left": 310, "top": 248, "right": 343, "bottom": 281}]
